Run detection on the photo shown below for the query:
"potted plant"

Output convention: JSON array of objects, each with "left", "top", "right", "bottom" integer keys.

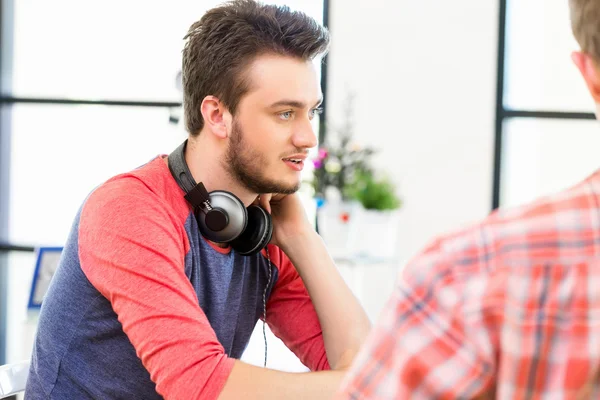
[{"left": 307, "top": 95, "right": 402, "bottom": 261}]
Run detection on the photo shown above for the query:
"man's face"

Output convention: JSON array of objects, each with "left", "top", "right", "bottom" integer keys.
[{"left": 223, "top": 54, "right": 322, "bottom": 194}]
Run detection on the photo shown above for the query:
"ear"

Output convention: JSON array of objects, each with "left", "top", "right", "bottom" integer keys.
[
  {"left": 200, "top": 96, "right": 229, "bottom": 139},
  {"left": 572, "top": 51, "right": 600, "bottom": 102}
]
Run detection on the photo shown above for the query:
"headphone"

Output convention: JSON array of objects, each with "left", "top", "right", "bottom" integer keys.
[{"left": 168, "top": 140, "right": 273, "bottom": 256}]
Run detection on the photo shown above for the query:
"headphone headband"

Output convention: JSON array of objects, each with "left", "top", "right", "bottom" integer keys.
[{"left": 168, "top": 140, "right": 197, "bottom": 194}]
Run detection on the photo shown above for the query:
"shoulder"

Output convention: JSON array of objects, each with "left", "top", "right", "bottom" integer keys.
[
  {"left": 403, "top": 172, "right": 600, "bottom": 289},
  {"left": 81, "top": 157, "right": 189, "bottom": 227},
  {"left": 82, "top": 173, "right": 160, "bottom": 223},
  {"left": 79, "top": 158, "right": 192, "bottom": 254}
]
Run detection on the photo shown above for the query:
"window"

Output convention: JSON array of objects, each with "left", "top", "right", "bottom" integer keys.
[
  {"left": 500, "top": 118, "right": 600, "bottom": 208},
  {"left": 7, "top": 104, "right": 187, "bottom": 244},
  {"left": 12, "top": 0, "right": 324, "bottom": 102},
  {"left": 493, "top": 0, "right": 599, "bottom": 210},
  {"left": 503, "top": 0, "right": 593, "bottom": 112},
  {"left": 12, "top": 1, "right": 221, "bottom": 101}
]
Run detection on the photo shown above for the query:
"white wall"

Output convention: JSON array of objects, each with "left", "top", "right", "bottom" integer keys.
[
  {"left": 326, "top": 0, "right": 499, "bottom": 267},
  {"left": 322, "top": 0, "right": 499, "bottom": 322}
]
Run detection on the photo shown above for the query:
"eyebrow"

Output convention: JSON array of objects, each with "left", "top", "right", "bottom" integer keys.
[{"left": 269, "top": 97, "right": 323, "bottom": 109}]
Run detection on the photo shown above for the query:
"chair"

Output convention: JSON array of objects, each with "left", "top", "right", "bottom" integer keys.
[{"left": 0, "top": 361, "right": 29, "bottom": 399}]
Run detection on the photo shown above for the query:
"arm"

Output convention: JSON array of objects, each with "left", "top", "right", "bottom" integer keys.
[
  {"left": 279, "top": 231, "right": 371, "bottom": 370},
  {"left": 217, "top": 242, "right": 353, "bottom": 400},
  {"left": 217, "top": 234, "right": 369, "bottom": 399},
  {"left": 79, "top": 179, "right": 235, "bottom": 399},
  {"left": 218, "top": 362, "right": 345, "bottom": 400},
  {"left": 260, "top": 244, "right": 331, "bottom": 371},
  {"left": 216, "top": 194, "right": 371, "bottom": 399},
  {"left": 261, "top": 194, "right": 372, "bottom": 371}
]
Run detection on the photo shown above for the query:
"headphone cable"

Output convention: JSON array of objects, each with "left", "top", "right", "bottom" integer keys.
[{"left": 262, "top": 246, "right": 273, "bottom": 368}]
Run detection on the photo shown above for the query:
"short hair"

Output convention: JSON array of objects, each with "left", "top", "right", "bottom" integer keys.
[
  {"left": 182, "top": 0, "right": 330, "bottom": 136},
  {"left": 569, "top": 0, "right": 600, "bottom": 61}
]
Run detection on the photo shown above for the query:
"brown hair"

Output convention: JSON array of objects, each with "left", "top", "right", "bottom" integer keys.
[
  {"left": 182, "top": 0, "right": 330, "bottom": 136},
  {"left": 569, "top": 0, "right": 600, "bottom": 61}
]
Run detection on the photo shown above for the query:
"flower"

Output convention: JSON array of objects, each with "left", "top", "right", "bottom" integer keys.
[
  {"left": 307, "top": 137, "right": 375, "bottom": 202},
  {"left": 305, "top": 92, "right": 401, "bottom": 211},
  {"left": 318, "top": 148, "right": 328, "bottom": 159}
]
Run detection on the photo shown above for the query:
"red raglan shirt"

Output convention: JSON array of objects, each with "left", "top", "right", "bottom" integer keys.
[{"left": 25, "top": 156, "right": 330, "bottom": 399}]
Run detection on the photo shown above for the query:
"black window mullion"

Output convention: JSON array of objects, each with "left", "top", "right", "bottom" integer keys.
[{"left": 492, "top": 0, "right": 508, "bottom": 211}]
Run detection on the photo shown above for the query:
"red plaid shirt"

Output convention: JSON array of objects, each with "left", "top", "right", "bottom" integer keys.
[{"left": 336, "top": 170, "right": 600, "bottom": 399}]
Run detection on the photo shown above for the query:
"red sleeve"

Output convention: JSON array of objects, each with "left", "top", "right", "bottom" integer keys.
[
  {"left": 78, "top": 178, "right": 234, "bottom": 400},
  {"left": 263, "top": 244, "right": 330, "bottom": 371}
]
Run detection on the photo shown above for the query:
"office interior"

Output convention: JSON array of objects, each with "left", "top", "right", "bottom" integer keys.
[{"left": 1, "top": 0, "right": 598, "bottom": 382}]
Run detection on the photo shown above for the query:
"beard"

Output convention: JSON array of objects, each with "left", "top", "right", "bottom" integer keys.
[{"left": 224, "top": 119, "right": 300, "bottom": 195}]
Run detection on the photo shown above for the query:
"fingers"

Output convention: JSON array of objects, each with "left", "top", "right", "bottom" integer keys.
[{"left": 258, "top": 194, "right": 272, "bottom": 214}]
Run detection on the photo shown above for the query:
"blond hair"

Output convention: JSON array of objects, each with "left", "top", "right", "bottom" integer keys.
[{"left": 569, "top": 0, "right": 600, "bottom": 61}]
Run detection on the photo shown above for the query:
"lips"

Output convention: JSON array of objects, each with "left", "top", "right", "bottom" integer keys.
[
  {"left": 282, "top": 156, "right": 305, "bottom": 171},
  {"left": 282, "top": 153, "right": 308, "bottom": 171}
]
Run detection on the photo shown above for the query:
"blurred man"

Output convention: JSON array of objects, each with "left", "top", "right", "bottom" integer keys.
[
  {"left": 25, "top": 1, "right": 370, "bottom": 399},
  {"left": 336, "top": 0, "right": 600, "bottom": 398}
]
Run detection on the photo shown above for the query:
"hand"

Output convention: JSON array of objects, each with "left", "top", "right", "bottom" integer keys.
[{"left": 254, "top": 193, "right": 313, "bottom": 249}]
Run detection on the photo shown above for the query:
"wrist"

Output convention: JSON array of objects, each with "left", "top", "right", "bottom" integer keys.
[{"left": 277, "top": 228, "right": 320, "bottom": 255}]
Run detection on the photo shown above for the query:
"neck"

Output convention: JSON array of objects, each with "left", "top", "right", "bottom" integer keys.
[{"left": 184, "top": 135, "right": 258, "bottom": 207}]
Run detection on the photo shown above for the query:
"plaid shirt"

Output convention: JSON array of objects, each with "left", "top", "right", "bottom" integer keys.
[{"left": 336, "top": 169, "right": 600, "bottom": 399}]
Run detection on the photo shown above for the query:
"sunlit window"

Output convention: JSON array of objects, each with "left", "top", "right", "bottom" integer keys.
[{"left": 498, "top": 0, "right": 600, "bottom": 209}]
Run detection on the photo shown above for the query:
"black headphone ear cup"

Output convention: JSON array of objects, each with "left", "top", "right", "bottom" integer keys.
[
  {"left": 230, "top": 206, "right": 273, "bottom": 256},
  {"left": 255, "top": 208, "right": 273, "bottom": 250}
]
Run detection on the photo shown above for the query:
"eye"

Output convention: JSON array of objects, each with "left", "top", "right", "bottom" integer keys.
[
  {"left": 309, "top": 107, "right": 324, "bottom": 120},
  {"left": 279, "top": 111, "right": 294, "bottom": 120}
]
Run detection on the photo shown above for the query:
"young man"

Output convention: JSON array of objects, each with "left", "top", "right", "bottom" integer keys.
[
  {"left": 336, "top": 0, "right": 600, "bottom": 398},
  {"left": 25, "top": 1, "right": 371, "bottom": 398}
]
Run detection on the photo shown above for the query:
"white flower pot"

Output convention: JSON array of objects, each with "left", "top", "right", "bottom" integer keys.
[
  {"left": 316, "top": 200, "right": 361, "bottom": 260},
  {"left": 317, "top": 200, "right": 401, "bottom": 262}
]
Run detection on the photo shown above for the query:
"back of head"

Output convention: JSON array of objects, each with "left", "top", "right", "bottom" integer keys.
[
  {"left": 569, "top": 0, "right": 600, "bottom": 62},
  {"left": 182, "top": 0, "right": 330, "bottom": 136}
]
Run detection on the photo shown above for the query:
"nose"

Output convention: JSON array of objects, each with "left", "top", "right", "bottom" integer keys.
[{"left": 292, "top": 119, "right": 318, "bottom": 149}]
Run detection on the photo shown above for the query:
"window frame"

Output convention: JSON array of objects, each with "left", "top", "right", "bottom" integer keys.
[{"left": 491, "top": 0, "right": 596, "bottom": 210}]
